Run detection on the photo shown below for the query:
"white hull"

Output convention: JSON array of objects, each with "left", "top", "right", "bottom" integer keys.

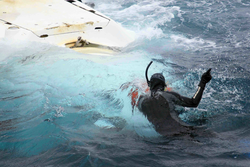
[{"left": 0, "top": 0, "right": 135, "bottom": 55}]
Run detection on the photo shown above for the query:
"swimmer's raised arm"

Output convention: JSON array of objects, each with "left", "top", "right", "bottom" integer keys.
[{"left": 168, "top": 69, "right": 212, "bottom": 107}]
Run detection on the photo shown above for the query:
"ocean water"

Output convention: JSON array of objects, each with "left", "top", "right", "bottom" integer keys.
[{"left": 0, "top": 0, "right": 250, "bottom": 166}]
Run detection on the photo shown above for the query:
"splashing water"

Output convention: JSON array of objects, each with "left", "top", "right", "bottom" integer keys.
[{"left": 0, "top": 0, "right": 250, "bottom": 166}]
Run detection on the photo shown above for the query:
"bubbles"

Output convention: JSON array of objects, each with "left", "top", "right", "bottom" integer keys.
[
  {"left": 54, "top": 106, "right": 65, "bottom": 117},
  {"left": 130, "top": 112, "right": 160, "bottom": 137}
]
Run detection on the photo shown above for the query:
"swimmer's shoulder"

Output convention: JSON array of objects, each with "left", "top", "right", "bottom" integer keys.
[{"left": 160, "top": 90, "right": 181, "bottom": 99}]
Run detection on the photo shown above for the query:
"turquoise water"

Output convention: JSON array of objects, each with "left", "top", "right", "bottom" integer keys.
[{"left": 0, "top": 0, "right": 250, "bottom": 166}]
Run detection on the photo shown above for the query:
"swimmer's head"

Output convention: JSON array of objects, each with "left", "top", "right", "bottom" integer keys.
[
  {"left": 145, "top": 61, "right": 167, "bottom": 91},
  {"left": 149, "top": 73, "right": 166, "bottom": 91}
]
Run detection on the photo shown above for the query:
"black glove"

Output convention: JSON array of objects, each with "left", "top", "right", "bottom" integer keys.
[{"left": 199, "top": 68, "right": 212, "bottom": 88}]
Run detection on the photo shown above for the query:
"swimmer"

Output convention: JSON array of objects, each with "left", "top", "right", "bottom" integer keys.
[{"left": 137, "top": 61, "right": 212, "bottom": 137}]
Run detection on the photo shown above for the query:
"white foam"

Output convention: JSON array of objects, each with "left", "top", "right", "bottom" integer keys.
[
  {"left": 170, "top": 34, "right": 217, "bottom": 50},
  {"left": 94, "top": 119, "right": 115, "bottom": 129},
  {"left": 237, "top": 0, "right": 250, "bottom": 6},
  {"left": 95, "top": 0, "right": 181, "bottom": 40}
]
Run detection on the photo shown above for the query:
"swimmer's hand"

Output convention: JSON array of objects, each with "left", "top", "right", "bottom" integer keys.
[{"left": 199, "top": 68, "right": 212, "bottom": 88}]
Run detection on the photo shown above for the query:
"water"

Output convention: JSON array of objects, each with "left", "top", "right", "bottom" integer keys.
[{"left": 0, "top": 0, "right": 250, "bottom": 166}]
